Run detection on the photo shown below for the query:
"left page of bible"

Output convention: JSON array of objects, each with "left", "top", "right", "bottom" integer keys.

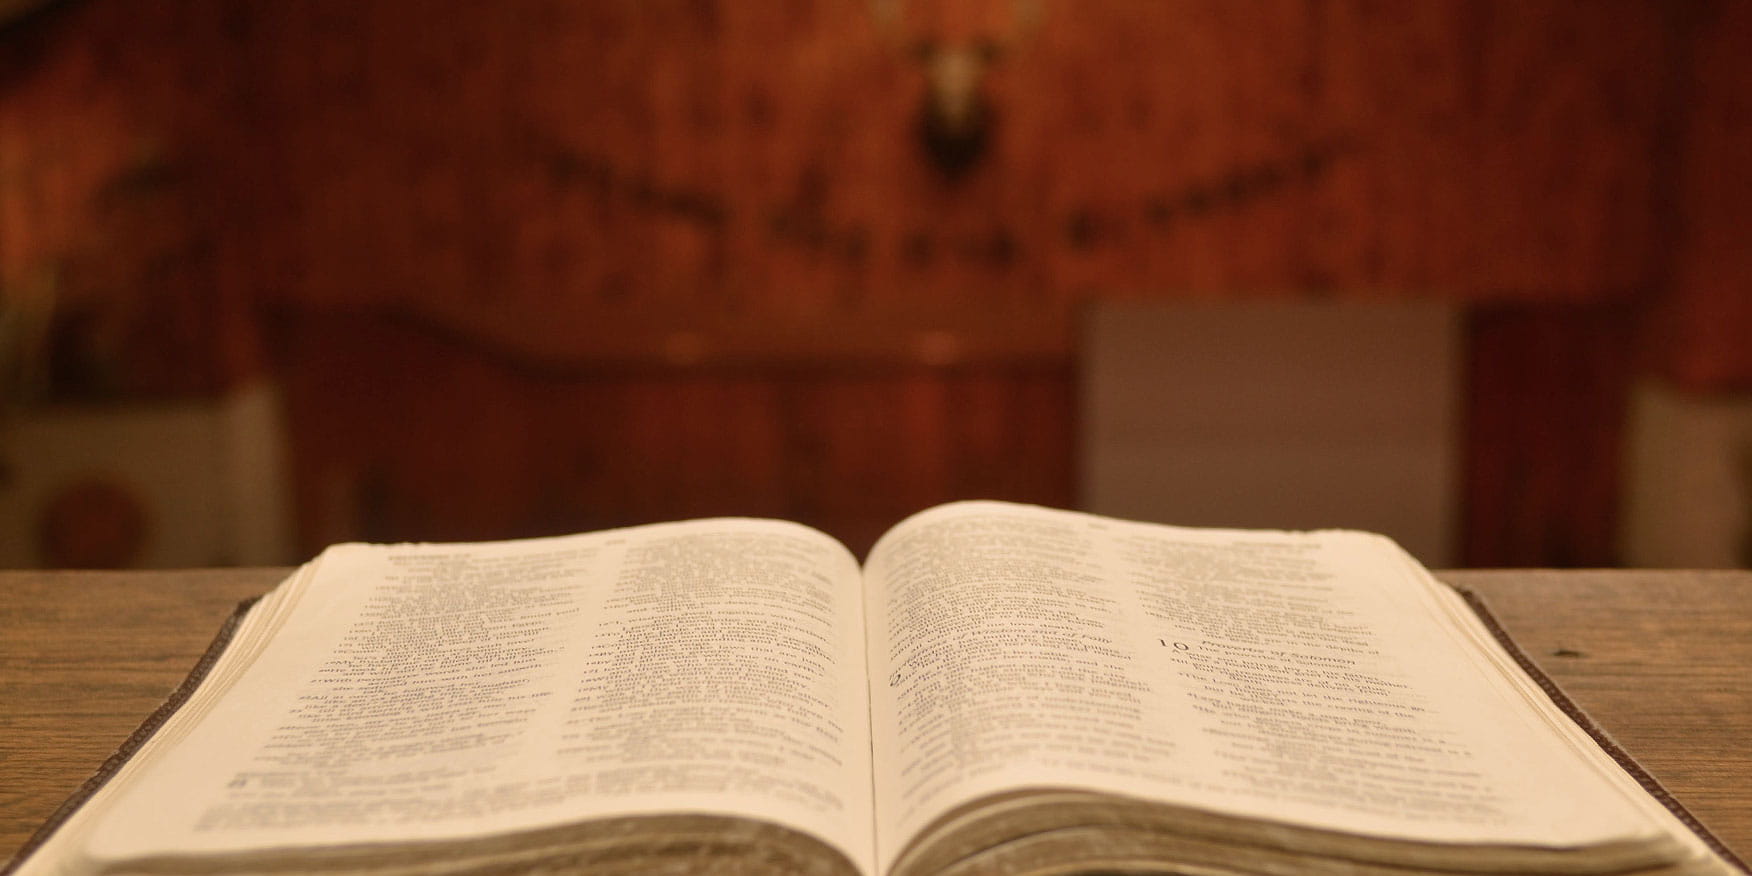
[{"left": 22, "top": 519, "right": 874, "bottom": 876}]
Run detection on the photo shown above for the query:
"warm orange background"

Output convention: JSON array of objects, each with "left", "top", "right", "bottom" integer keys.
[{"left": 4, "top": 1, "right": 1748, "bottom": 562}]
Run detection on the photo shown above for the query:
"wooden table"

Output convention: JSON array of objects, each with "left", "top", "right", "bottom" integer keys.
[{"left": 2, "top": 569, "right": 1748, "bottom": 868}]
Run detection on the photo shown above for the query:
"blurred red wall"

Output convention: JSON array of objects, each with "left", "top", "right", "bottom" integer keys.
[{"left": 3, "top": 0, "right": 1747, "bottom": 561}]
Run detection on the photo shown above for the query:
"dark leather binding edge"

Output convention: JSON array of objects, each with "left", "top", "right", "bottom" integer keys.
[
  {"left": 2, "top": 596, "right": 262, "bottom": 875},
  {"left": 1452, "top": 585, "right": 1751, "bottom": 874}
]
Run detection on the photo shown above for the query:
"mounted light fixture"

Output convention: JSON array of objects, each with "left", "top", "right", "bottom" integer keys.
[{"left": 870, "top": 0, "right": 1044, "bottom": 181}]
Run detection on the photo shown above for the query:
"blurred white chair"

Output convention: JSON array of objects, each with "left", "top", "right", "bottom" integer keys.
[
  {"left": 1621, "top": 380, "right": 1752, "bottom": 568},
  {"left": 1080, "top": 300, "right": 1462, "bottom": 566},
  {"left": 0, "top": 381, "right": 292, "bottom": 568}
]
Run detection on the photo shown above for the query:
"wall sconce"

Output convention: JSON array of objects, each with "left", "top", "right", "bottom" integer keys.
[{"left": 871, "top": 0, "right": 1043, "bottom": 181}]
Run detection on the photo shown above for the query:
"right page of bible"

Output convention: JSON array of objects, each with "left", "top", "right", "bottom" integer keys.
[{"left": 863, "top": 501, "right": 1696, "bottom": 874}]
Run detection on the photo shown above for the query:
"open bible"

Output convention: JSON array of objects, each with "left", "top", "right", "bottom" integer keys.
[{"left": 8, "top": 502, "right": 1743, "bottom": 875}]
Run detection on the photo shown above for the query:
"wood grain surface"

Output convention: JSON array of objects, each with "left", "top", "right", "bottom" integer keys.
[
  {"left": 0, "top": 569, "right": 285, "bottom": 863},
  {"left": 1445, "top": 570, "right": 1752, "bottom": 862},
  {"left": 1, "top": 567, "right": 1746, "bottom": 867}
]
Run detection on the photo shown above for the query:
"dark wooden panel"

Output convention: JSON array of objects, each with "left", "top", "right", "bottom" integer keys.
[
  {"left": 275, "top": 311, "right": 1073, "bottom": 557},
  {"left": 1659, "top": 1, "right": 1752, "bottom": 391},
  {"left": 1463, "top": 303, "right": 1641, "bottom": 566}
]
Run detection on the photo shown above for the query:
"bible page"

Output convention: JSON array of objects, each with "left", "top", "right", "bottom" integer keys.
[
  {"left": 864, "top": 502, "right": 1673, "bottom": 873},
  {"left": 66, "top": 519, "right": 874, "bottom": 875}
]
